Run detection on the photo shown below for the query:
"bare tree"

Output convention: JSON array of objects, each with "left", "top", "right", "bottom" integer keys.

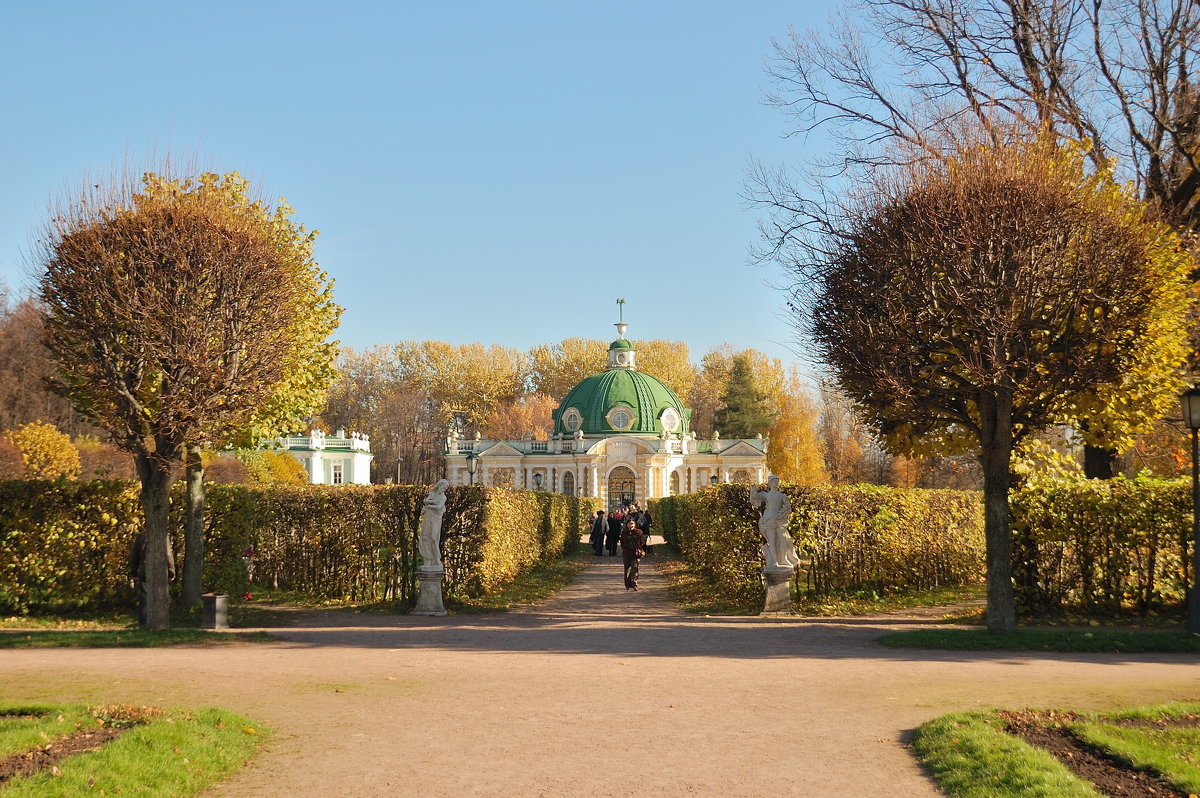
[
  {"left": 803, "top": 141, "right": 1192, "bottom": 631},
  {"left": 0, "top": 289, "right": 89, "bottom": 436}
]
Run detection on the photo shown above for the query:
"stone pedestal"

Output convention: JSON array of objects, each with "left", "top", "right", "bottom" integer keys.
[
  {"left": 412, "top": 566, "right": 447, "bottom": 616},
  {"left": 760, "top": 565, "right": 795, "bottom": 615}
]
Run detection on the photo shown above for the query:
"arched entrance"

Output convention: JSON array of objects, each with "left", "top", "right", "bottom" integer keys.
[{"left": 607, "top": 466, "right": 636, "bottom": 511}]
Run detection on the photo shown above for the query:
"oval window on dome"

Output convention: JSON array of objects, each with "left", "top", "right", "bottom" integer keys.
[
  {"left": 660, "top": 407, "right": 680, "bottom": 432},
  {"left": 607, "top": 407, "right": 635, "bottom": 430},
  {"left": 563, "top": 409, "right": 581, "bottom": 432}
]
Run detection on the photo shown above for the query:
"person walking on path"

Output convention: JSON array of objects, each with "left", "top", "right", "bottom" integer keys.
[
  {"left": 605, "top": 510, "right": 622, "bottom": 556},
  {"left": 589, "top": 511, "right": 607, "bottom": 556},
  {"left": 619, "top": 517, "right": 646, "bottom": 590}
]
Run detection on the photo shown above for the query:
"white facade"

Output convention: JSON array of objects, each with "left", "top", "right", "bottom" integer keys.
[
  {"left": 280, "top": 428, "right": 374, "bottom": 485},
  {"left": 445, "top": 431, "right": 767, "bottom": 510}
]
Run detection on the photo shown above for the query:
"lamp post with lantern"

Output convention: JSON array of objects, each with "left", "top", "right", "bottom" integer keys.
[
  {"left": 1180, "top": 386, "right": 1200, "bottom": 634},
  {"left": 533, "top": 472, "right": 544, "bottom": 491},
  {"left": 466, "top": 452, "right": 479, "bottom": 486}
]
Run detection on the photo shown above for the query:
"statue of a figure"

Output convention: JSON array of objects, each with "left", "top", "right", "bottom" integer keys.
[
  {"left": 418, "top": 479, "right": 449, "bottom": 568},
  {"left": 750, "top": 475, "right": 801, "bottom": 569}
]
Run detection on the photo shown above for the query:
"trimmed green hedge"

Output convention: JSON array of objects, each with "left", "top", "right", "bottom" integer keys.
[
  {"left": 651, "top": 484, "right": 984, "bottom": 606},
  {"left": 0, "top": 481, "right": 599, "bottom": 613},
  {"left": 1010, "top": 473, "right": 1192, "bottom": 613}
]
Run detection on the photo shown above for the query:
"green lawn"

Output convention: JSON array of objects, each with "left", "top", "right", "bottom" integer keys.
[
  {"left": 913, "top": 702, "right": 1200, "bottom": 798},
  {"left": 0, "top": 703, "right": 268, "bottom": 797},
  {"left": 879, "top": 627, "right": 1200, "bottom": 653}
]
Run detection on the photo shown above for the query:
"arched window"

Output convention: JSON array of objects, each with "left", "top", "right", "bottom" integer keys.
[
  {"left": 562, "top": 471, "right": 575, "bottom": 495},
  {"left": 607, "top": 466, "right": 636, "bottom": 511},
  {"left": 669, "top": 470, "right": 680, "bottom": 495}
]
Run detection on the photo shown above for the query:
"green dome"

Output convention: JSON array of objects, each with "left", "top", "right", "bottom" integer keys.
[
  {"left": 553, "top": 368, "right": 691, "bottom": 436},
  {"left": 609, "top": 339, "right": 633, "bottom": 350}
]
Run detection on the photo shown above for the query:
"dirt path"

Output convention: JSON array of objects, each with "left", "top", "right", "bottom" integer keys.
[{"left": 2, "top": 549, "right": 1197, "bottom": 797}]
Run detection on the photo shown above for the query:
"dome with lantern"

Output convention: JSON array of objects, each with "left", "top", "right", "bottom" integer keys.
[{"left": 552, "top": 323, "right": 691, "bottom": 438}]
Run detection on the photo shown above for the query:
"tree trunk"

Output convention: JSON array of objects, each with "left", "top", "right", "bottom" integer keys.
[
  {"left": 1082, "top": 443, "right": 1117, "bottom": 479},
  {"left": 181, "top": 445, "right": 205, "bottom": 609},
  {"left": 979, "top": 388, "right": 1017, "bottom": 633},
  {"left": 135, "top": 453, "right": 174, "bottom": 631}
]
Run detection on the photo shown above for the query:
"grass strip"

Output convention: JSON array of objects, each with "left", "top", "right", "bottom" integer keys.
[
  {"left": 0, "top": 704, "right": 268, "bottom": 797},
  {"left": 1070, "top": 703, "right": 1200, "bottom": 795},
  {"left": 446, "top": 551, "right": 592, "bottom": 613},
  {"left": 879, "top": 628, "right": 1200, "bottom": 653},
  {"left": 652, "top": 549, "right": 758, "bottom": 615},
  {"left": 0, "top": 706, "right": 97, "bottom": 760},
  {"left": 0, "top": 629, "right": 272, "bottom": 649},
  {"left": 912, "top": 711, "right": 1100, "bottom": 798}
]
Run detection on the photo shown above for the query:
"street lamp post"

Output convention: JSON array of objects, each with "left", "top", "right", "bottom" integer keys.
[
  {"left": 533, "top": 472, "right": 543, "bottom": 491},
  {"left": 466, "top": 452, "right": 479, "bottom": 486},
  {"left": 1180, "top": 386, "right": 1200, "bottom": 634},
  {"left": 710, "top": 474, "right": 719, "bottom": 487}
]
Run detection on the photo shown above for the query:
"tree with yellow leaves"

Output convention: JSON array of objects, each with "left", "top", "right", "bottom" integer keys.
[
  {"left": 481, "top": 393, "right": 558, "bottom": 440},
  {"left": 766, "top": 367, "right": 826, "bottom": 485},
  {"left": 5, "top": 420, "right": 80, "bottom": 480},
  {"left": 801, "top": 140, "right": 1194, "bottom": 632}
]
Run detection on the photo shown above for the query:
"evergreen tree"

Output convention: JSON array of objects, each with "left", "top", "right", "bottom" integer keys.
[{"left": 713, "top": 355, "right": 776, "bottom": 438}]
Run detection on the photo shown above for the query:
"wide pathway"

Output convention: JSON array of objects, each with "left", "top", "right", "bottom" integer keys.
[{"left": 2, "top": 551, "right": 1197, "bottom": 797}]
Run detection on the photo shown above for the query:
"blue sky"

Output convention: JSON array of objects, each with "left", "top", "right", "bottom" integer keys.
[{"left": 0, "top": 1, "right": 832, "bottom": 368}]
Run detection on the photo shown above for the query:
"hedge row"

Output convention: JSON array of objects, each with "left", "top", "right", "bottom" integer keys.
[
  {"left": 652, "top": 484, "right": 984, "bottom": 606},
  {"left": 1010, "top": 473, "right": 1192, "bottom": 613},
  {"left": 0, "top": 480, "right": 599, "bottom": 613}
]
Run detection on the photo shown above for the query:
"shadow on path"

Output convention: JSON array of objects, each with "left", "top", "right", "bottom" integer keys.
[{"left": 252, "top": 552, "right": 1196, "bottom": 667}]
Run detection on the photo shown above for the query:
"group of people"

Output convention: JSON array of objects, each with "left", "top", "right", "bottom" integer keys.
[{"left": 588, "top": 502, "right": 653, "bottom": 590}]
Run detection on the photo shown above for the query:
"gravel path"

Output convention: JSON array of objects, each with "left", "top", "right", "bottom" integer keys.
[{"left": 2, "top": 548, "right": 1197, "bottom": 797}]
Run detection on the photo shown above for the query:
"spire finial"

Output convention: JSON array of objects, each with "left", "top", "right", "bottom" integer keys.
[{"left": 614, "top": 298, "right": 629, "bottom": 340}]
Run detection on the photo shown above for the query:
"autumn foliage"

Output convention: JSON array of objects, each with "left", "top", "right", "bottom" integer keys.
[
  {"left": 0, "top": 481, "right": 598, "bottom": 613},
  {"left": 801, "top": 140, "right": 1194, "bottom": 631},
  {"left": 37, "top": 170, "right": 339, "bottom": 629},
  {"left": 652, "top": 484, "right": 984, "bottom": 608}
]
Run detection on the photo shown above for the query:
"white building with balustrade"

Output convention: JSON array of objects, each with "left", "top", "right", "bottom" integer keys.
[{"left": 279, "top": 428, "right": 374, "bottom": 485}]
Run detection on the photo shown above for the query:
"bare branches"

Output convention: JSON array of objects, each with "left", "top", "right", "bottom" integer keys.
[{"left": 752, "top": 0, "right": 1200, "bottom": 282}]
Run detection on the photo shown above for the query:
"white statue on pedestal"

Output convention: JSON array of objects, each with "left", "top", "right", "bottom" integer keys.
[
  {"left": 750, "top": 475, "right": 801, "bottom": 569},
  {"left": 418, "top": 479, "right": 449, "bottom": 568}
]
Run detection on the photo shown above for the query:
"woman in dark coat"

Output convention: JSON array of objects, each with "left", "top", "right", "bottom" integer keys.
[
  {"left": 589, "top": 511, "right": 607, "bottom": 556},
  {"left": 605, "top": 510, "right": 623, "bottom": 556}
]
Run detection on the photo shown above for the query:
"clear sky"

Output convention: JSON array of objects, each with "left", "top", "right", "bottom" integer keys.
[{"left": 0, "top": 1, "right": 831, "bottom": 368}]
